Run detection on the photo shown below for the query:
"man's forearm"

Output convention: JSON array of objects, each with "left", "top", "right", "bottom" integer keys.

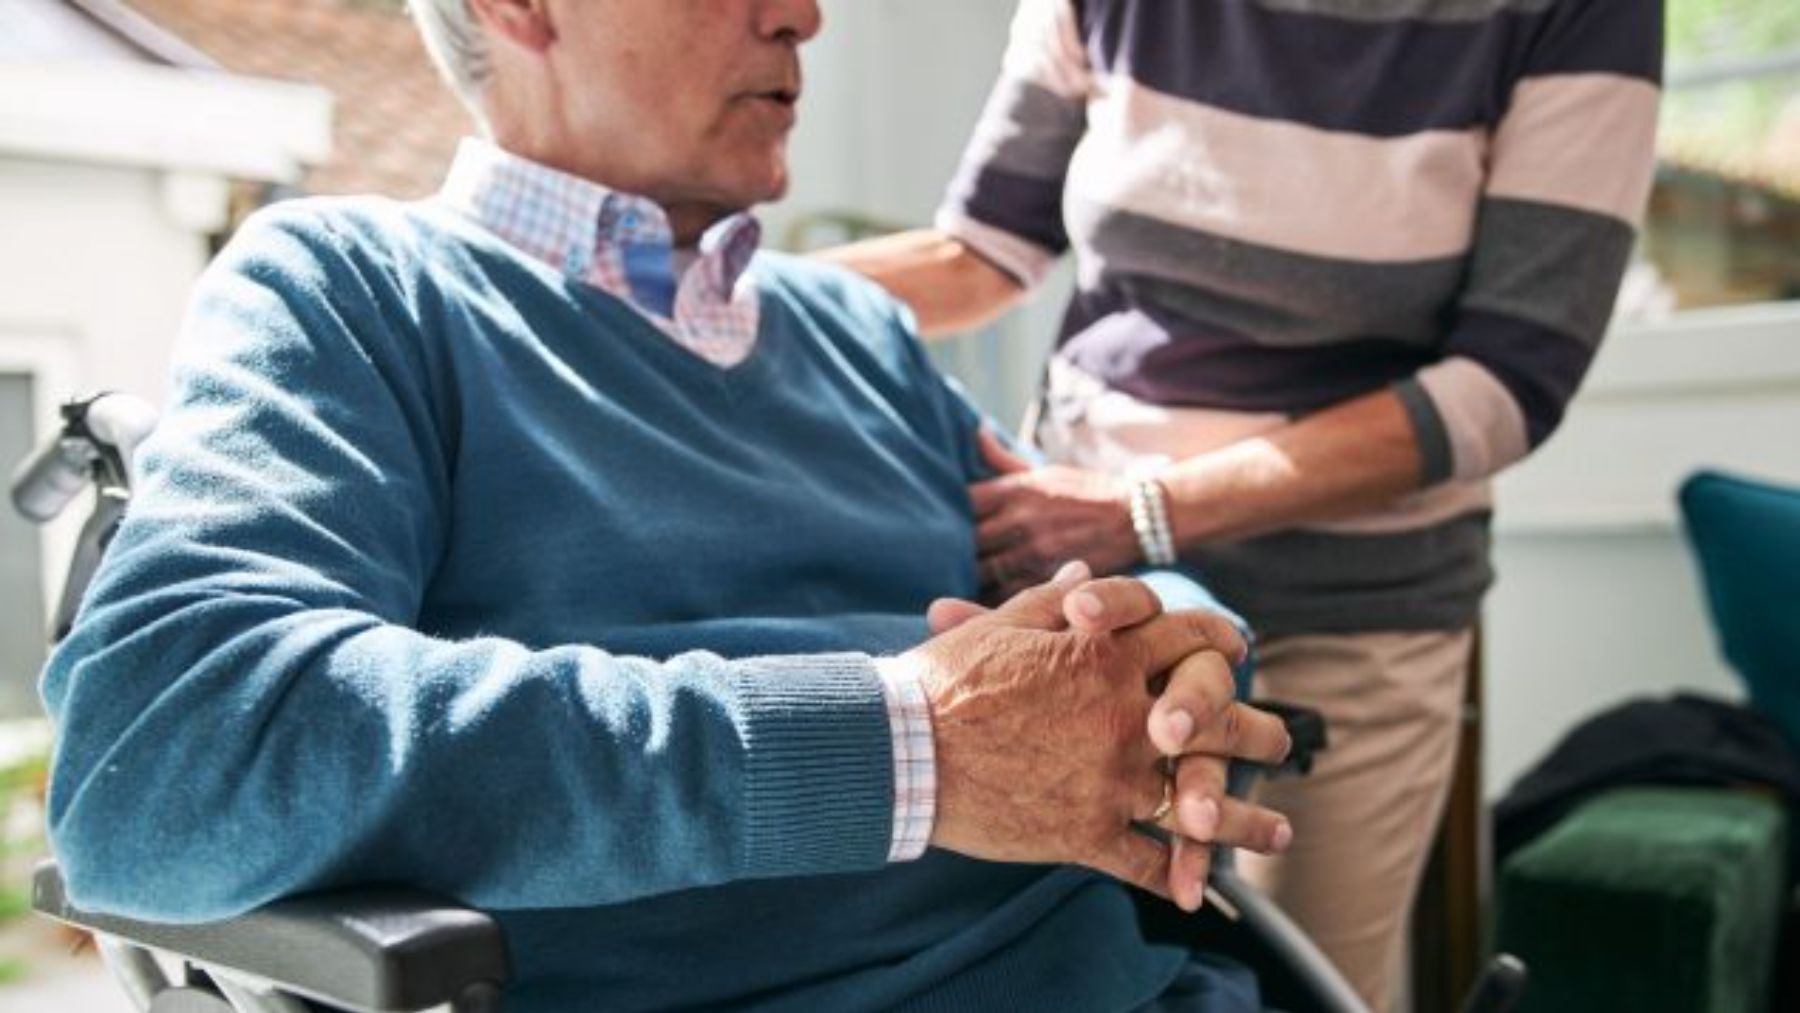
[
  {"left": 45, "top": 580, "right": 902, "bottom": 920},
  {"left": 1158, "top": 386, "right": 1426, "bottom": 546},
  {"left": 817, "top": 229, "right": 1024, "bottom": 338}
]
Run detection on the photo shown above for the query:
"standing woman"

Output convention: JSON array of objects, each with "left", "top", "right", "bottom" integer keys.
[{"left": 826, "top": 1, "right": 1663, "bottom": 1008}]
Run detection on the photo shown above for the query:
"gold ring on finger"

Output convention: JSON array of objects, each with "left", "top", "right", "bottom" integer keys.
[{"left": 1149, "top": 769, "right": 1175, "bottom": 823}]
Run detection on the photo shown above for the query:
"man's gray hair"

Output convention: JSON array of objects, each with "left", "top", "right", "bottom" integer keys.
[{"left": 410, "top": 0, "right": 490, "bottom": 115}]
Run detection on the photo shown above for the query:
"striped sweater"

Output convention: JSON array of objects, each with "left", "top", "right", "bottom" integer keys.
[{"left": 938, "top": 0, "right": 1662, "bottom": 634}]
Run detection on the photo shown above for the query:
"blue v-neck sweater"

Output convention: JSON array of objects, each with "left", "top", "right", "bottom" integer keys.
[{"left": 40, "top": 200, "right": 1193, "bottom": 1011}]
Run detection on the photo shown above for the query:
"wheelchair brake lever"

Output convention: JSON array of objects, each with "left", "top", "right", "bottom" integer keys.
[{"left": 1250, "top": 701, "right": 1328, "bottom": 778}]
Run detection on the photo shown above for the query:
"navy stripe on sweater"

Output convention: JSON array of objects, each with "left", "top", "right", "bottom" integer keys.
[
  {"left": 1080, "top": 0, "right": 1660, "bottom": 137},
  {"left": 1446, "top": 306, "right": 1597, "bottom": 445},
  {"left": 1057, "top": 286, "right": 1443, "bottom": 413}
]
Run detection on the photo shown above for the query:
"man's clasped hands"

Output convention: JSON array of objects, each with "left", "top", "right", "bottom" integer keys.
[{"left": 881, "top": 561, "right": 1295, "bottom": 913}]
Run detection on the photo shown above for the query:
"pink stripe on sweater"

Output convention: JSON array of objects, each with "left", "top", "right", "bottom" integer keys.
[
  {"left": 1487, "top": 74, "right": 1661, "bottom": 223},
  {"left": 1069, "top": 76, "right": 1489, "bottom": 263},
  {"left": 1003, "top": 0, "right": 1090, "bottom": 100}
]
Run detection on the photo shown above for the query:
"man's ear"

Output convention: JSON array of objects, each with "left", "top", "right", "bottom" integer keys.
[{"left": 468, "top": 0, "right": 556, "bottom": 51}]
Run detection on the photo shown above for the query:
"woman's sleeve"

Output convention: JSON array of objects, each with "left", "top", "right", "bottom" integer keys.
[
  {"left": 40, "top": 207, "right": 897, "bottom": 923},
  {"left": 1396, "top": 0, "right": 1664, "bottom": 485},
  {"left": 935, "top": 0, "right": 1092, "bottom": 290}
]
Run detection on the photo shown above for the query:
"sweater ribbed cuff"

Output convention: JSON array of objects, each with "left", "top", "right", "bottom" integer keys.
[
  {"left": 933, "top": 207, "right": 1060, "bottom": 290},
  {"left": 733, "top": 654, "right": 894, "bottom": 880},
  {"left": 1393, "top": 376, "right": 1455, "bottom": 486}
]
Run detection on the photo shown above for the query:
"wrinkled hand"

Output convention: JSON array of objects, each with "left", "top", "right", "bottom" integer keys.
[
  {"left": 969, "top": 430, "right": 1141, "bottom": 599},
  {"left": 900, "top": 563, "right": 1291, "bottom": 911}
]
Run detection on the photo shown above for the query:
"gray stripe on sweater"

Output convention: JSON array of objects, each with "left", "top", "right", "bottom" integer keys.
[
  {"left": 1251, "top": 0, "right": 1557, "bottom": 23},
  {"left": 1461, "top": 197, "right": 1638, "bottom": 347},
  {"left": 1071, "top": 199, "right": 1468, "bottom": 348},
  {"left": 1184, "top": 511, "right": 1494, "bottom": 636},
  {"left": 966, "top": 78, "right": 1087, "bottom": 185}
]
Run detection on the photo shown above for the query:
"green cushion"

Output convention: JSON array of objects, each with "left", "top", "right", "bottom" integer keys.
[{"left": 1498, "top": 787, "right": 1788, "bottom": 1013}]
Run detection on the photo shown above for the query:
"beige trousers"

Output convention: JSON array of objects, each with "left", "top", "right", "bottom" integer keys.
[{"left": 1237, "top": 629, "right": 1474, "bottom": 1013}]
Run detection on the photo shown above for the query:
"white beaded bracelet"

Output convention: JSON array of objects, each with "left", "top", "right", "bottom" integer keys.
[{"left": 1128, "top": 477, "right": 1177, "bottom": 566}]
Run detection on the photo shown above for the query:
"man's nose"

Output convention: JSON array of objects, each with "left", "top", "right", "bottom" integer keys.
[{"left": 756, "top": 0, "right": 822, "bottom": 45}]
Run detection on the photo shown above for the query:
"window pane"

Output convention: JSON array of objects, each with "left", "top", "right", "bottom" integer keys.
[{"left": 1645, "top": 1, "right": 1800, "bottom": 309}]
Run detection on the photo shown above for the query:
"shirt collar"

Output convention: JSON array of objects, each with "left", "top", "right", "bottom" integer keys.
[{"left": 437, "top": 137, "right": 761, "bottom": 305}]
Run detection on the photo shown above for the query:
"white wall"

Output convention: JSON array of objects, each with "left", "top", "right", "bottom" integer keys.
[
  {"left": 774, "top": 0, "right": 1016, "bottom": 237},
  {"left": 1485, "top": 303, "right": 1800, "bottom": 797},
  {"left": 0, "top": 60, "right": 330, "bottom": 416},
  {"left": 775, "top": 0, "right": 1068, "bottom": 429},
  {"left": 0, "top": 157, "right": 212, "bottom": 405}
]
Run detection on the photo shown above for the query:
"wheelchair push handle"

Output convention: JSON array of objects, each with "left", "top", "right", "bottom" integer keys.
[
  {"left": 9, "top": 432, "right": 94, "bottom": 524},
  {"left": 12, "top": 393, "right": 159, "bottom": 643},
  {"left": 9, "top": 392, "right": 157, "bottom": 522}
]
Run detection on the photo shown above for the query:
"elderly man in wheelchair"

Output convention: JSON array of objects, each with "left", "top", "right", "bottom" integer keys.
[
  {"left": 17, "top": 2, "right": 1526, "bottom": 1011},
  {"left": 29, "top": 0, "right": 1291, "bottom": 1009}
]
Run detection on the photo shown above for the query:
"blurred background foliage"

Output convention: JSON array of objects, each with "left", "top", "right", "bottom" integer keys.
[{"left": 1663, "top": 0, "right": 1800, "bottom": 175}]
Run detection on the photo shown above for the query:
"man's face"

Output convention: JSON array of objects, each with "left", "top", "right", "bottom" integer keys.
[{"left": 537, "top": 0, "right": 819, "bottom": 215}]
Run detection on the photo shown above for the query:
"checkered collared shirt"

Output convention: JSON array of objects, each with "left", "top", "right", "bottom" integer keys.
[{"left": 436, "top": 138, "right": 935, "bottom": 862}]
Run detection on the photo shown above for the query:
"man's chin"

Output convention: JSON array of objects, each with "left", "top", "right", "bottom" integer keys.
[
  {"left": 667, "top": 154, "right": 790, "bottom": 220},
  {"left": 717, "top": 167, "right": 791, "bottom": 213},
  {"left": 756, "top": 170, "right": 791, "bottom": 206}
]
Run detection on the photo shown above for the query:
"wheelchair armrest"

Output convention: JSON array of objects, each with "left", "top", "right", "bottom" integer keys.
[
  {"left": 32, "top": 860, "right": 508, "bottom": 1013},
  {"left": 1256, "top": 700, "right": 1328, "bottom": 778}
]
